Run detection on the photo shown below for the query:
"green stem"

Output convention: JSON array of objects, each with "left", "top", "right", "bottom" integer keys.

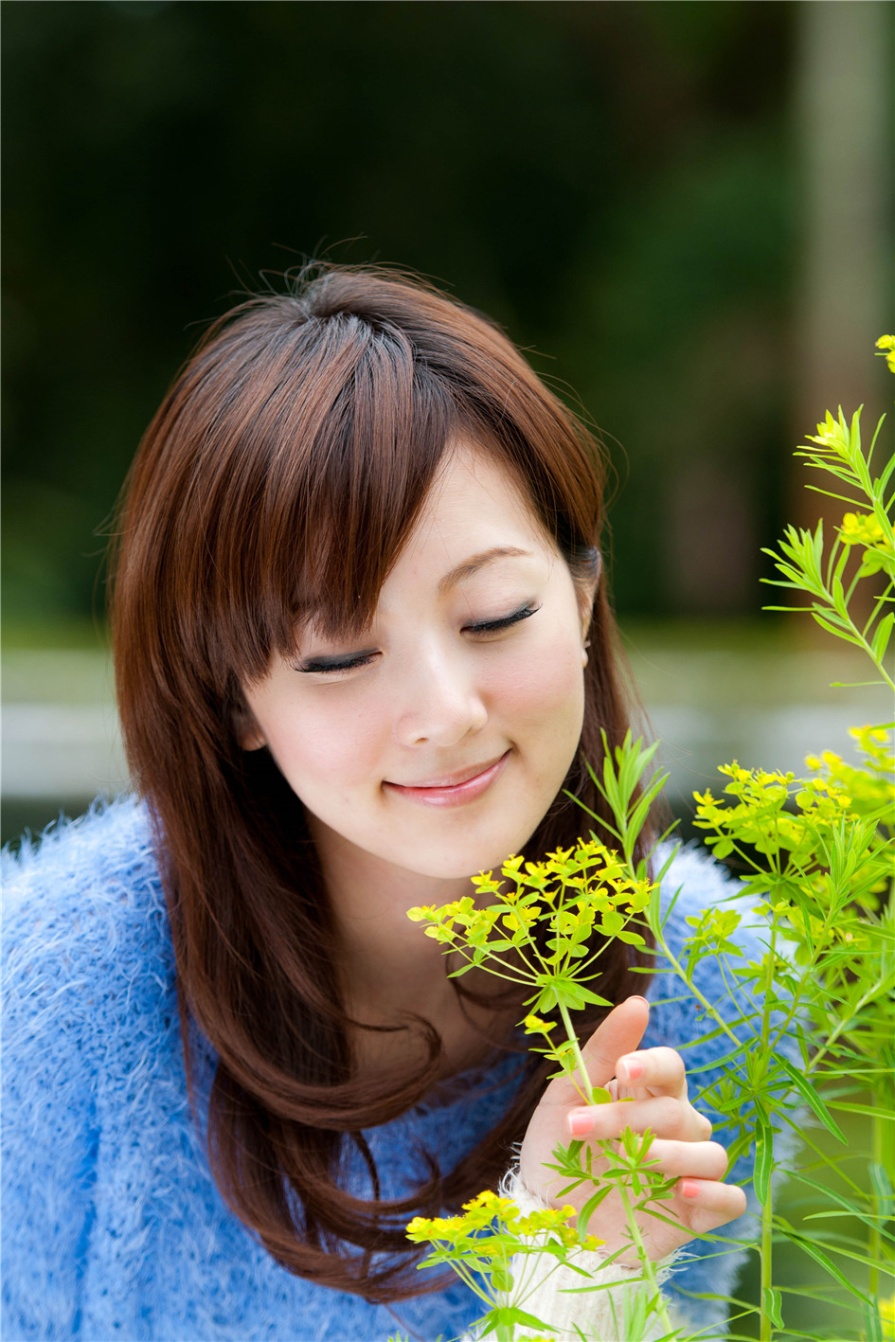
[
  {"left": 758, "top": 913, "right": 780, "bottom": 1342},
  {"left": 869, "top": 1109, "right": 881, "bottom": 1302},
  {"left": 828, "top": 602, "right": 895, "bottom": 693},
  {"left": 869, "top": 1101, "right": 895, "bottom": 1303},
  {"left": 759, "top": 1191, "right": 774, "bottom": 1342},
  {"left": 806, "top": 978, "right": 884, "bottom": 1074},
  {"left": 558, "top": 998, "right": 596, "bottom": 1105},
  {"left": 617, "top": 1180, "right": 676, "bottom": 1340}
]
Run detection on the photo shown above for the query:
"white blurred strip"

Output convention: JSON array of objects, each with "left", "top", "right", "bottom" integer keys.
[{"left": 2, "top": 704, "right": 129, "bottom": 799}]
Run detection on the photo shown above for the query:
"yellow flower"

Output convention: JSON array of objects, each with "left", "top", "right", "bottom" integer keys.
[
  {"left": 839, "top": 511, "right": 886, "bottom": 546},
  {"left": 807, "top": 410, "right": 850, "bottom": 457},
  {"left": 880, "top": 1292, "right": 895, "bottom": 1339},
  {"left": 876, "top": 334, "right": 895, "bottom": 374}
]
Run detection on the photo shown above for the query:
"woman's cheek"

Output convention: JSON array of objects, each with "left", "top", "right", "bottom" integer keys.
[
  {"left": 494, "top": 637, "right": 585, "bottom": 723},
  {"left": 266, "top": 705, "right": 379, "bottom": 801}
]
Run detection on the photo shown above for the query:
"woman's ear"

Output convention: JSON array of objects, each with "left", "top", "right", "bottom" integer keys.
[
  {"left": 233, "top": 702, "right": 267, "bottom": 752},
  {"left": 576, "top": 547, "right": 601, "bottom": 640},
  {"left": 576, "top": 578, "right": 598, "bottom": 642},
  {"left": 579, "top": 598, "right": 594, "bottom": 644}
]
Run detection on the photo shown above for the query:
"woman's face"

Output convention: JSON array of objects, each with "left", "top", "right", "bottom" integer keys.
[{"left": 240, "top": 445, "right": 593, "bottom": 886}]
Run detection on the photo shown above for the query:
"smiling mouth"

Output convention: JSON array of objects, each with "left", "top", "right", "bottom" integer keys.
[{"left": 384, "top": 751, "right": 511, "bottom": 807}]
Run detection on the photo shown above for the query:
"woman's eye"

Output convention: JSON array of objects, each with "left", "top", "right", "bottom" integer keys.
[
  {"left": 296, "top": 651, "right": 379, "bottom": 676},
  {"left": 465, "top": 604, "right": 541, "bottom": 636}
]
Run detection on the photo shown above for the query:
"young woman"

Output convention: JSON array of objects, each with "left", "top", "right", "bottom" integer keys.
[{"left": 3, "top": 267, "right": 756, "bottom": 1341}]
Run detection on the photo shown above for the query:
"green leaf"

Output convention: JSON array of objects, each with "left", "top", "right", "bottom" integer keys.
[
  {"left": 577, "top": 1183, "right": 613, "bottom": 1233},
  {"left": 829, "top": 1102, "right": 895, "bottom": 1120},
  {"left": 480, "top": 1305, "right": 554, "bottom": 1335},
  {"left": 872, "top": 610, "right": 894, "bottom": 664},
  {"left": 762, "top": 1286, "right": 784, "bottom": 1329},
  {"left": 563, "top": 982, "right": 612, "bottom": 1008},
  {"left": 778, "top": 1057, "right": 847, "bottom": 1143},
  {"left": 870, "top": 1161, "right": 895, "bottom": 1219},
  {"left": 753, "top": 1105, "right": 774, "bottom": 1206},
  {"left": 780, "top": 1232, "right": 875, "bottom": 1306},
  {"left": 863, "top": 1299, "right": 884, "bottom": 1342}
]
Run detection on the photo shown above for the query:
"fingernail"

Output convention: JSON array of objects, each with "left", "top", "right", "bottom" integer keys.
[
  {"left": 680, "top": 1179, "right": 701, "bottom": 1199},
  {"left": 617, "top": 1056, "right": 644, "bottom": 1083},
  {"left": 568, "top": 1109, "right": 597, "bottom": 1138},
  {"left": 630, "top": 995, "right": 650, "bottom": 1008}
]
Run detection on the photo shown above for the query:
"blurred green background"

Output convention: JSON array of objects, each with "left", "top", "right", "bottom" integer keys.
[{"left": 3, "top": 0, "right": 892, "bottom": 838}]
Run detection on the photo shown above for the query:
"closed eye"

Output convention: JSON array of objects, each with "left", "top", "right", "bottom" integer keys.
[
  {"left": 465, "top": 604, "right": 540, "bottom": 636},
  {"left": 295, "top": 604, "right": 540, "bottom": 671},
  {"left": 296, "top": 650, "right": 379, "bottom": 675}
]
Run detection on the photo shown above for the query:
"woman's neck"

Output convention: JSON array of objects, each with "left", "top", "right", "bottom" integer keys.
[{"left": 308, "top": 816, "right": 517, "bottom": 1075}]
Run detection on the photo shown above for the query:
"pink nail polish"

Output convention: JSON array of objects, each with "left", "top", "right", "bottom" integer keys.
[
  {"left": 680, "top": 1179, "right": 700, "bottom": 1199},
  {"left": 619, "top": 1057, "right": 644, "bottom": 1083},
  {"left": 568, "top": 1110, "right": 596, "bottom": 1138}
]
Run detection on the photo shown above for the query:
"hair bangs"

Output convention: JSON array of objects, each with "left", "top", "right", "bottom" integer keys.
[{"left": 222, "top": 326, "right": 463, "bottom": 675}]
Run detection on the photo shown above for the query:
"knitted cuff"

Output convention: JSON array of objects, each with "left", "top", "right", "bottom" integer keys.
[{"left": 465, "top": 1169, "right": 682, "bottom": 1342}]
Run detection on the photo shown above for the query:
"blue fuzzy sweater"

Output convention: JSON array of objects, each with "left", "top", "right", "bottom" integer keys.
[{"left": 3, "top": 798, "right": 770, "bottom": 1341}]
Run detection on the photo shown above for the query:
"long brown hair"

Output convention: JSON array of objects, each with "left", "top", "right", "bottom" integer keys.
[{"left": 111, "top": 265, "right": 653, "bottom": 1301}]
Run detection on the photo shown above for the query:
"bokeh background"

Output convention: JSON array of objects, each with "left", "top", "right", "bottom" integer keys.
[
  {"left": 2, "top": 2, "right": 894, "bottom": 1333},
  {"left": 4, "top": 0, "right": 893, "bottom": 841}
]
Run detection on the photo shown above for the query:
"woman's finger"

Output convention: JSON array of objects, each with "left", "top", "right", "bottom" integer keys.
[
  {"left": 637, "top": 1138, "right": 730, "bottom": 1181},
  {"left": 616, "top": 1046, "right": 687, "bottom": 1097},
  {"left": 674, "top": 1179, "right": 748, "bottom": 1236},
  {"left": 568, "top": 1096, "right": 713, "bottom": 1141}
]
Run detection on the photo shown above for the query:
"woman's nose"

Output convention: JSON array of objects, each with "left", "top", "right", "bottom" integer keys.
[{"left": 393, "top": 647, "right": 487, "bottom": 748}]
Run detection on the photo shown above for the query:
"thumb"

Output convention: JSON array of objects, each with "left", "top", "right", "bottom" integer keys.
[{"left": 540, "top": 995, "right": 650, "bottom": 1110}]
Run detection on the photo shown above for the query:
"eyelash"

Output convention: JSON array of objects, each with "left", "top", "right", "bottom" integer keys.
[
  {"left": 464, "top": 603, "right": 540, "bottom": 636},
  {"left": 298, "top": 604, "right": 540, "bottom": 675}
]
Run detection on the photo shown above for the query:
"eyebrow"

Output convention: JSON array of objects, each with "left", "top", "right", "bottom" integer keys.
[{"left": 438, "top": 546, "right": 534, "bottom": 594}]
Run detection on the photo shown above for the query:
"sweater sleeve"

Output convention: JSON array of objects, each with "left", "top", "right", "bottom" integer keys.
[
  {"left": 1, "top": 800, "right": 169, "bottom": 1342},
  {"left": 2, "top": 855, "right": 102, "bottom": 1338}
]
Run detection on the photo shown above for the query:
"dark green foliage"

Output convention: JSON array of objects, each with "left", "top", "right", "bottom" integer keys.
[{"left": 3, "top": 1, "right": 796, "bottom": 624}]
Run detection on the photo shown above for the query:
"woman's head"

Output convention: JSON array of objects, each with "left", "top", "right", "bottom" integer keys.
[
  {"left": 111, "top": 265, "right": 649, "bottom": 1298},
  {"left": 114, "top": 265, "right": 607, "bottom": 804}
]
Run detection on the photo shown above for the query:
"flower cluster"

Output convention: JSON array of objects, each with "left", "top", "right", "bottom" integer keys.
[
  {"left": 407, "top": 1189, "right": 602, "bottom": 1254},
  {"left": 405, "top": 1191, "right": 606, "bottom": 1342},
  {"left": 407, "top": 841, "right": 650, "bottom": 1021},
  {"left": 408, "top": 841, "right": 651, "bottom": 1101},
  {"left": 806, "top": 726, "right": 895, "bottom": 830},
  {"left": 803, "top": 408, "right": 854, "bottom": 462},
  {"left": 693, "top": 747, "right": 893, "bottom": 968},
  {"left": 693, "top": 762, "right": 855, "bottom": 864},
  {"left": 876, "top": 333, "right": 895, "bottom": 374},
  {"left": 837, "top": 509, "right": 895, "bottom": 579},
  {"left": 839, "top": 511, "right": 886, "bottom": 547}
]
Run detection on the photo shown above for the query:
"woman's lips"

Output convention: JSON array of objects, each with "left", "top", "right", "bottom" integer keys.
[{"left": 384, "top": 751, "right": 510, "bottom": 808}]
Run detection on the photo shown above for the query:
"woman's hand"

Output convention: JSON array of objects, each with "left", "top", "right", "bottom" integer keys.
[{"left": 518, "top": 995, "right": 747, "bottom": 1261}]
